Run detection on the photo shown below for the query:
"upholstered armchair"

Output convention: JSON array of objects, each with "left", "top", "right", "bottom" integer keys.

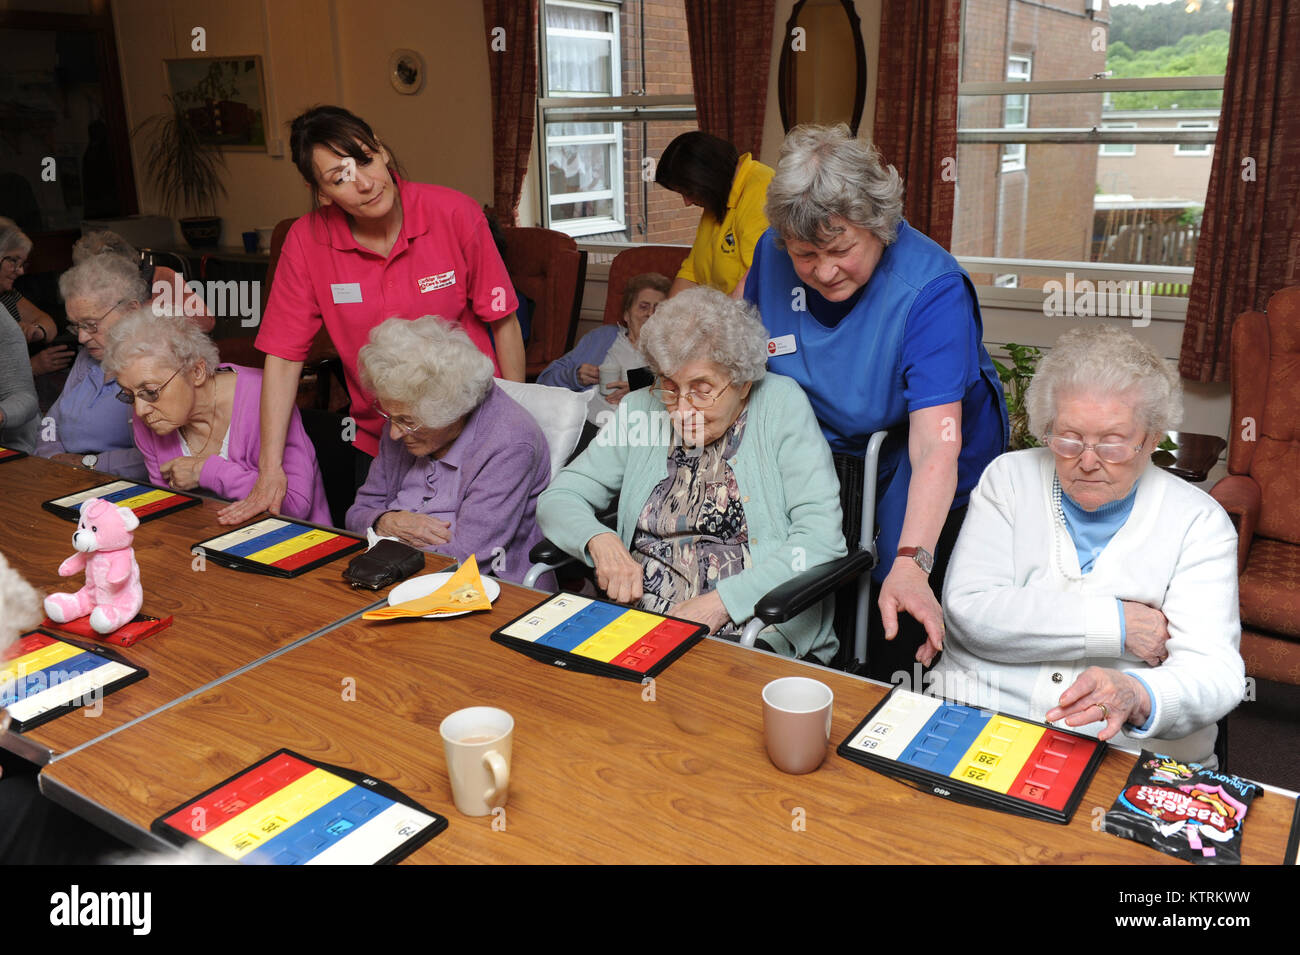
[
  {"left": 500, "top": 227, "right": 587, "bottom": 378},
  {"left": 1210, "top": 285, "right": 1300, "bottom": 684},
  {"left": 601, "top": 245, "right": 689, "bottom": 326}
]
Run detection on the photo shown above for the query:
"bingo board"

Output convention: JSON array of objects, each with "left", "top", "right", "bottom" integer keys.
[
  {"left": 152, "top": 749, "right": 447, "bottom": 865},
  {"left": 1, "top": 629, "right": 147, "bottom": 732},
  {"left": 193, "top": 517, "right": 365, "bottom": 578},
  {"left": 43, "top": 480, "right": 199, "bottom": 524},
  {"left": 0, "top": 445, "right": 27, "bottom": 463},
  {"left": 491, "top": 592, "right": 706, "bottom": 681},
  {"left": 1286, "top": 800, "right": 1300, "bottom": 866},
  {"left": 837, "top": 686, "right": 1106, "bottom": 824}
]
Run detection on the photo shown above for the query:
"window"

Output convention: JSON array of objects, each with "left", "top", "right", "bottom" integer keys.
[
  {"left": 1175, "top": 120, "right": 1215, "bottom": 155},
  {"left": 541, "top": 1, "right": 624, "bottom": 236},
  {"left": 538, "top": 0, "right": 696, "bottom": 244},
  {"left": 1099, "top": 122, "right": 1137, "bottom": 156},
  {"left": 993, "top": 274, "right": 1019, "bottom": 288},
  {"left": 1001, "top": 56, "right": 1031, "bottom": 173}
]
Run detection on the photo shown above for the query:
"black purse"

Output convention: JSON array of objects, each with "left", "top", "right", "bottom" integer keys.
[{"left": 342, "top": 539, "right": 426, "bottom": 590}]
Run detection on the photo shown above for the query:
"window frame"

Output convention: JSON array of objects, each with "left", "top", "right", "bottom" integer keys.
[
  {"left": 1174, "top": 120, "right": 1215, "bottom": 156},
  {"left": 1000, "top": 55, "right": 1032, "bottom": 173},
  {"left": 1098, "top": 121, "right": 1137, "bottom": 157}
]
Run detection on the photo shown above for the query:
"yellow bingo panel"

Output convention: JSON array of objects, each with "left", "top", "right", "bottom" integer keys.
[
  {"left": 571, "top": 609, "right": 661, "bottom": 662},
  {"left": 200, "top": 768, "right": 352, "bottom": 860},
  {"left": 949, "top": 716, "right": 1045, "bottom": 793}
]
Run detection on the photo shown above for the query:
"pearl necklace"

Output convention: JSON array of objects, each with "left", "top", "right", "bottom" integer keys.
[{"left": 1050, "top": 474, "right": 1085, "bottom": 581}]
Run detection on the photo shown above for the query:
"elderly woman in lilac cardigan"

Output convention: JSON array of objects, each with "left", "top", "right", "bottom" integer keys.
[
  {"left": 101, "top": 309, "right": 330, "bottom": 524},
  {"left": 345, "top": 317, "right": 550, "bottom": 585}
]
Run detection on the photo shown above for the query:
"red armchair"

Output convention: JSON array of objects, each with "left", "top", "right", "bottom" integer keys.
[
  {"left": 1210, "top": 285, "right": 1300, "bottom": 684},
  {"left": 500, "top": 227, "right": 587, "bottom": 378},
  {"left": 600, "top": 245, "right": 689, "bottom": 326}
]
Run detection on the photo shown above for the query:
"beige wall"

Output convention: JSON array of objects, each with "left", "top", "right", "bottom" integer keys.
[{"left": 112, "top": 0, "right": 494, "bottom": 242}]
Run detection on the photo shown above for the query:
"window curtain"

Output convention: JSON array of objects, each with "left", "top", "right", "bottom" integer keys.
[
  {"left": 872, "top": 0, "right": 961, "bottom": 249},
  {"left": 482, "top": 0, "right": 538, "bottom": 225},
  {"left": 1179, "top": 0, "right": 1300, "bottom": 383},
  {"left": 682, "top": 0, "right": 775, "bottom": 156}
]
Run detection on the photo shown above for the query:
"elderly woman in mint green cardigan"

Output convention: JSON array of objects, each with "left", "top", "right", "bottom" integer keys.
[{"left": 537, "top": 287, "right": 847, "bottom": 663}]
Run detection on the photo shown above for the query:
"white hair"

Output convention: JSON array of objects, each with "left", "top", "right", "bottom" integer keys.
[
  {"left": 638, "top": 286, "right": 769, "bottom": 384},
  {"left": 59, "top": 254, "right": 147, "bottom": 310},
  {"left": 358, "top": 317, "right": 494, "bottom": 429},
  {"left": 0, "top": 551, "right": 42, "bottom": 658},
  {"left": 765, "top": 123, "right": 905, "bottom": 249},
  {"left": 73, "top": 230, "right": 140, "bottom": 265},
  {"left": 1026, "top": 325, "right": 1184, "bottom": 436},
  {"left": 0, "top": 216, "right": 32, "bottom": 258},
  {"left": 101, "top": 307, "right": 220, "bottom": 381}
]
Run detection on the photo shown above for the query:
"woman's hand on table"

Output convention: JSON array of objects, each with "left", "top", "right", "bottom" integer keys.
[
  {"left": 31, "top": 344, "right": 74, "bottom": 376},
  {"left": 375, "top": 511, "right": 451, "bottom": 548},
  {"left": 218, "top": 467, "right": 287, "bottom": 525},
  {"left": 576, "top": 363, "right": 600, "bottom": 387},
  {"left": 588, "top": 532, "right": 643, "bottom": 603},
  {"left": 1046, "top": 667, "right": 1151, "bottom": 742},
  {"left": 879, "top": 557, "right": 945, "bottom": 665},
  {"left": 50, "top": 452, "right": 86, "bottom": 468},
  {"left": 160, "top": 455, "right": 204, "bottom": 491},
  {"left": 670, "top": 591, "right": 732, "bottom": 634},
  {"left": 1122, "top": 600, "right": 1171, "bottom": 667}
]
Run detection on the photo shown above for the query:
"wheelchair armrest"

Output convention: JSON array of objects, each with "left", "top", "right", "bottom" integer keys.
[
  {"left": 750, "top": 548, "right": 876, "bottom": 626},
  {"left": 524, "top": 505, "right": 619, "bottom": 585}
]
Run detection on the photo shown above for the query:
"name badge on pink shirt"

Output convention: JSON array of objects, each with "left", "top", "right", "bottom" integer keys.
[
  {"left": 418, "top": 270, "right": 456, "bottom": 293},
  {"left": 331, "top": 282, "right": 363, "bottom": 304}
]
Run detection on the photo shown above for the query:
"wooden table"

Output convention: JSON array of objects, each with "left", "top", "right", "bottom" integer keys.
[
  {"left": 0, "top": 455, "right": 390, "bottom": 763},
  {"left": 39, "top": 577, "right": 1297, "bottom": 864}
]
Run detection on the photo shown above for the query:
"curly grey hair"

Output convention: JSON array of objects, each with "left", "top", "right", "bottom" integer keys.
[
  {"left": 359, "top": 317, "right": 494, "bottom": 430},
  {"left": 765, "top": 123, "right": 905, "bottom": 249},
  {"left": 0, "top": 217, "right": 32, "bottom": 258},
  {"left": 0, "top": 551, "right": 42, "bottom": 659},
  {"left": 59, "top": 254, "right": 148, "bottom": 311},
  {"left": 638, "top": 286, "right": 769, "bottom": 385},
  {"left": 73, "top": 230, "right": 139, "bottom": 265},
  {"left": 101, "top": 307, "right": 220, "bottom": 381},
  {"left": 1026, "top": 325, "right": 1184, "bottom": 437}
]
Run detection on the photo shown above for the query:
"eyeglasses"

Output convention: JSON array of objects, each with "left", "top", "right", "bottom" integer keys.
[
  {"left": 652, "top": 379, "right": 733, "bottom": 409},
  {"left": 66, "top": 300, "right": 128, "bottom": 337},
  {"left": 1, "top": 255, "right": 27, "bottom": 272},
  {"left": 116, "top": 367, "right": 184, "bottom": 405},
  {"left": 373, "top": 403, "right": 423, "bottom": 434},
  {"left": 1043, "top": 434, "right": 1146, "bottom": 464}
]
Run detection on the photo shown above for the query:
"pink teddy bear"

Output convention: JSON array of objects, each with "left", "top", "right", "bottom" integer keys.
[{"left": 44, "top": 497, "right": 143, "bottom": 634}]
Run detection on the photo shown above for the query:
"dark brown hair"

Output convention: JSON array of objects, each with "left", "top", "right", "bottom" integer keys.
[
  {"left": 655, "top": 131, "right": 740, "bottom": 222},
  {"left": 620, "top": 272, "right": 671, "bottom": 318},
  {"left": 288, "top": 106, "right": 403, "bottom": 209}
]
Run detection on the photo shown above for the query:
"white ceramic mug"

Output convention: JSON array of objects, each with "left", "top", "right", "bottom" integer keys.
[
  {"left": 439, "top": 706, "right": 513, "bottom": 816},
  {"left": 762, "top": 677, "right": 833, "bottom": 775}
]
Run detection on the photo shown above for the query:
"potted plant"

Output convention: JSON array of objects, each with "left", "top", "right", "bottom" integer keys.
[
  {"left": 993, "top": 342, "right": 1042, "bottom": 451},
  {"left": 134, "top": 95, "right": 228, "bottom": 248}
]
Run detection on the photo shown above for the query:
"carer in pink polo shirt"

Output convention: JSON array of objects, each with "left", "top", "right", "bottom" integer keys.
[{"left": 220, "top": 106, "right": 525, "bottom": 526}]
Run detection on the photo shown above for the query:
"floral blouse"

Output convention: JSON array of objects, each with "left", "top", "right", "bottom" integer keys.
[{"left": 632, "top": 410, "right": 751, "bottom": 634}]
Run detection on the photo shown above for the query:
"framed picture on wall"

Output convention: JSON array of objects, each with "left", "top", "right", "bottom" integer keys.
[{"left": 164, "top": 55, "right": 268, "bottom": 151}]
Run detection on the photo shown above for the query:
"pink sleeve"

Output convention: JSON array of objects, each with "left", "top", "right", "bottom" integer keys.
[
  {"left": 255, "top": 223, "right": 324, "bottom": 361},
  {"left": 461, "top": 205, "right": 518, "bottom": 325},
  {"left": 131, "top": 417, "right": 167, "bottom": 488}
]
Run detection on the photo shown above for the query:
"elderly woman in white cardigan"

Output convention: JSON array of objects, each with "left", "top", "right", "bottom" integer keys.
[{"left": 934, "top": 326, "right": 1243, "bottom": 766}]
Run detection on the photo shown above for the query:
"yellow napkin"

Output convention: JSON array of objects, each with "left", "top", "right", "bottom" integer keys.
[{"left": 362, "top": 555, "right": 493, "bottom": 619}]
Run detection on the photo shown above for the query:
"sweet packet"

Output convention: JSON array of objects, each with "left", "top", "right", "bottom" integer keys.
[{"left": 1104, "top": 750, "right": 1260, "bottom": 865}]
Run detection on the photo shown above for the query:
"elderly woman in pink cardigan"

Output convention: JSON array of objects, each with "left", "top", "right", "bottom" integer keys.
[{"left": 101, "top": 308, "right": 330, "bottom": 524}]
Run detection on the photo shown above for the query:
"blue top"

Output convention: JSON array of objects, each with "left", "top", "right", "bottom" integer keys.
[
  {"left": 36, "top": 347, "right": 146, "bottom": 480},
  {"left": 536, "top": 324, "right": 620, "bottom": 391},
  {"left": 745, "top": 220, "right": 1008, "bottom": 578},
  {"left": 1060, "top": 478, "right": 1154, "bottom": 731}
]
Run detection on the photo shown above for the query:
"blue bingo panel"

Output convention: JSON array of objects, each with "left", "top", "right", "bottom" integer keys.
[
  {"left": 536, "top": 601, "right": 627, "bottom": 651},
  {"left": 219, "top": 522, "right": 306, "bottom": 558},
  {"left": 243, "top": 786, "right": 399, "bottom": 865},
  {"left": 896, "top": 702, "right": 991, "bottom": 776}
]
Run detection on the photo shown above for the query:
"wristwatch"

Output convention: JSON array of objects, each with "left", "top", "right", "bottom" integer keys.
[
  {"left": 81, "top": 454, "right": 98, "bottom": 470},
  {"left": 897, "top": 545, "right": 934, "bottom": 575}
]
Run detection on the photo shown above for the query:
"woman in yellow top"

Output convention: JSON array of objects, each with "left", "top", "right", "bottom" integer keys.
[{"left": 655, "top": 132, "right": 774, "bottom": 299}]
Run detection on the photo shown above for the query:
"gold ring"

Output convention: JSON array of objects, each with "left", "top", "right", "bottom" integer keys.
[{"left": 1096, "top": 702, "right": 1109, "bottom": 721}]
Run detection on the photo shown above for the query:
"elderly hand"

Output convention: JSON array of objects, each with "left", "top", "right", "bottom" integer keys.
[
  {"left": 670, "top": 591, "right": 732, "bottom": 634},
  {"left": 588, "top": 532, "right": 643, "bottom": 604},
  {"left": 161, "top": 455, "right": 205, "bottom": 491},
  {"left": 375, "top": 511, "right": 452, "bottom": 548},
  {"left": 218, "top": 467, "right": 287, "bottom": 525},
  {"left": 31, "top": 344, "right": 74, "bottom": 376},
  {"left": 50, "top": 453, "right": 86, "bottom": 468},
  {"left": 577, "top": 363, "right": 601, "bottom": 387},
  {"left": 1046, "top": 667, "right": 1152, "bottom": 742},
  {"left": 879, "top": 558, "right": 945, "bottom": 665},
  {"left": 604, "top": 380, "right": 630, "bottom": 404},
  {"left": 1122, "top": 600, "right": 1171, "bottom": 667}
]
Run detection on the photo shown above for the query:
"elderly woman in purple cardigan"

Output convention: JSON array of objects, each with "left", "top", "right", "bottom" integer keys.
[
  {"left": 101, "top": 308, "right": 330, "bottom": 524},
  {"left": 345, "top": 317, "right": 550, "bottom": 584}
]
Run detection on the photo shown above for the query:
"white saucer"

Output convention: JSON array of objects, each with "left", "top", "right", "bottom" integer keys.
[{"left": 386, "top": 571, "right": 501, "bottom": 619}]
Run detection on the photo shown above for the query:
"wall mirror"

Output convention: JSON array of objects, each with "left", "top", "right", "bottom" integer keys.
[{"left": 777, "top": 0, "right": 868, "bottom": 135}]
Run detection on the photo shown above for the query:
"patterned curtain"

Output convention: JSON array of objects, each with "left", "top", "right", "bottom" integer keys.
[
  {"left": 1179, "top": 0, "right": 1300, "bottom": 383},
  {"left": 482, "top": 0, "right": 538, "bottom": 225},
  {"left": 683, "top": 0, "right": 776, "bottom": 156},
  {"left": 872, "top": 0, "right": 961, "bottom": 249}
]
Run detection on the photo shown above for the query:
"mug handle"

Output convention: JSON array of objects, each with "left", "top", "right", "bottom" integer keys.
[{"left": 481, "top": 750, "right": 509, "bottom": 806}]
